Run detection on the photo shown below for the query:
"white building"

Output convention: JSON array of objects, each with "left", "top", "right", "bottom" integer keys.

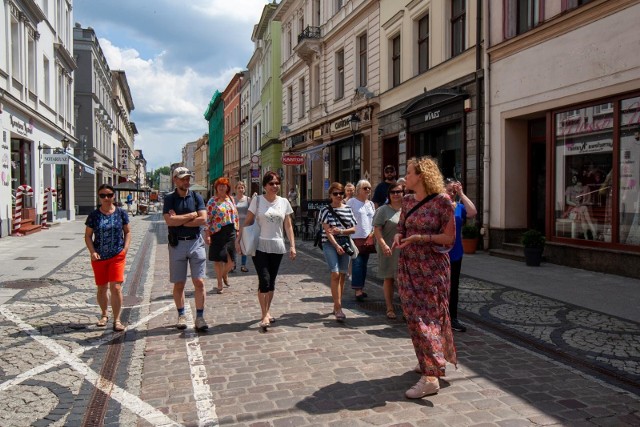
[{"left": 1, "top": 0, "right": 78, "bottom": 236}]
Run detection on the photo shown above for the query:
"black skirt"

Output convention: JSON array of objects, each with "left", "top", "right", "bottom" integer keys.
[{"left": 208, "top": 223, "right": 237, "bottom": 262}]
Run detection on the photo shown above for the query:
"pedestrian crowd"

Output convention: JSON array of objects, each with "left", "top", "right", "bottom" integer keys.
[{"left": 83, "top": 157, "right": 477, "bottom": 400}]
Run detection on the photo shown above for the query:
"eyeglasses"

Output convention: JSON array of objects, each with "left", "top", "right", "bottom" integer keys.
[
  {"left": 332, "top": 192, "right": 345, "bottom": 197},
  {"left": 362, "top": 187, "right": 371, "bottom": 190},
  {"left": 267, "top": 182, "right": 280, "bottom": 186},
  {"left": 99, "top": 193, "right": 115, "bottom": 199},
  {"left": 389, "top": 190, "right": 404, "bottom": 195}
]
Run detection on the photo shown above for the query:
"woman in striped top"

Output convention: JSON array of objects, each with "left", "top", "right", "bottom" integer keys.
[{"left": 318, "top": 182, "right": 356, "bottom": 322}]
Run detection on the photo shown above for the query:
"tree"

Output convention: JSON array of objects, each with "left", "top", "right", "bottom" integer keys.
[{"left": 150, "top": 166, "right": 171, "bottom": 189}]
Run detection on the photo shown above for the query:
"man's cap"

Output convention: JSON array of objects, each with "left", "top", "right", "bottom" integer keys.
[
  {"left": 384, "top": 165, "right": 396, "bottom": 173},
  {"left": 173, "top": 167, "right": 194, "bottom": 179}
]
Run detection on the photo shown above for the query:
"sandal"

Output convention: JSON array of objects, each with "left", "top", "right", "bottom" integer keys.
[
  {"left": 386, "top": 310, "right": 397, "bottom": 320},
  {"left": 259, "top": 321, "right": 270, "bottom": 332},
  {"left": 223, "top": 276, "right": 229, "bottom": 287},
  {"left": 96, "top": 315, "right": 109, "bottom": 327},
  {"left": 240, "top": 266, "right": 249, "bottom": 272},
  {"left": 216, "top": 288, "right": 224, "bottom": 294},
  {"left": 112, "top": 320, "right": 126, "bottom": 332}
]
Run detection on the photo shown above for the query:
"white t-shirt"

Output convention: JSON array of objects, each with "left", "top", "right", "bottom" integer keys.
[
  {"left": 346, "top": 197, "right": 375, "bottom": 238},
  {"left": 248, "top": 195, "right": 293, "bottom": 254}
]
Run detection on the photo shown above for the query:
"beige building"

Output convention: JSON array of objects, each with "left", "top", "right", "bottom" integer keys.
[
  {"left": 275, "top": 0, "right": 381, "bottom": 205},
  {"left": 378, "top": 0, "right": 482, "bottom": 200},
  {"left": 110, "top": 70, "right": 137, "bottom": 186},
  {"left": 487, "top": 0, "right": 640, "bottom": 277},
  {"left": 193, "top": 134, "right": 209, "bottom": 191}
]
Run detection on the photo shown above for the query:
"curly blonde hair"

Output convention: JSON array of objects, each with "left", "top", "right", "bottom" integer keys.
[{"left": 408, "top": 156, "right": 445, "bottom": 195}]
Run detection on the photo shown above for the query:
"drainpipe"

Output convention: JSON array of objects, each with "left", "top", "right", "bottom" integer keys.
[
  {"left": 482, "top": 0, "right": 491, "bottom": 250},
  {"left": 475, "top": 0, "right": 482, "bottom": 233}
]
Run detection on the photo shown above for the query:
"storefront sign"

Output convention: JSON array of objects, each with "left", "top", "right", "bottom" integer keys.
[
  {"left": 331, "top": 115, "right": 352, "bottom": 133},
  {"left": 282, "top": 154, "right": 305, "bottom": 165},
  {"left": 313, "top": 128, "right": 322, "bottom": 139},
  {"left": 120, "top": 148, "right": 129, "bottom": 170},
  {"left": 564, "top": 139, "right": 613, "bottom": 156},
  {"left": 9, "top": 115, "right": 34, "bottom": 137},
  {"left": 43, "top": 153, "right": 69, "bottom": 165},
  {"left": 425, "top": 110, "right": 441, "bottom": 121}
]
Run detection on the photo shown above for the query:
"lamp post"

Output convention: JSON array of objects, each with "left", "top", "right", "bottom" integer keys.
[
  {"left": 349, "top": 113, "right": 361, "bottom": 184},
  {"left": 134, "top": 156, "right": 141, "bottom": 216}
]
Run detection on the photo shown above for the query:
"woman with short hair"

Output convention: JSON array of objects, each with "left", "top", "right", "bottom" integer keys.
[{"left": 346, "top": 179, "right": 376, "bottom": 301}]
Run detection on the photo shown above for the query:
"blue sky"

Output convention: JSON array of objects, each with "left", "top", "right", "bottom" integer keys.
[{"left": 73, "top": 0, "right": 269, "bottom": 170}]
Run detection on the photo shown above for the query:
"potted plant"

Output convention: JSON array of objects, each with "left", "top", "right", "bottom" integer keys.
[
  {"left": 521, "top": 229, "right": 545, "bottom": 266},
  {"left": 461, "top": 223, "right": 479, "bottom": 254}
]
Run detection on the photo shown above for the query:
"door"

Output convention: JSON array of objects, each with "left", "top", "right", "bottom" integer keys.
[{"left": 528, "top": 119, "right": 546, "bottom": 231}]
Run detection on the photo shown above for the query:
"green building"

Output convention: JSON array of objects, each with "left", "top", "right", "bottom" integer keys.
[{"left": 204, "top": 90, "right": 224, "bottom": 186}]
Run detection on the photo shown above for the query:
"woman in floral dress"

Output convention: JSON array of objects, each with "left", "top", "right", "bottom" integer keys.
[{"left": 392, "top": 157, "right": 457, "bottom": 399}]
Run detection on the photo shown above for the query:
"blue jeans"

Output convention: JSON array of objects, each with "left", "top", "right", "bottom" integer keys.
[
  {"left": 322, "top": 243, "right": 351, "bottom": 273},
  {"left": 351, "top": 253, "right": 370, "bottom": 290},
  {"left": 237, "top": 254, "right": 247, "bottom": 266}
]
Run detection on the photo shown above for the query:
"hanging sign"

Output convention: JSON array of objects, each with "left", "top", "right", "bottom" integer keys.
[
  {"left": 281, "top": 154, "right": 305, "bottom": 165},
  {"left": 43, "top": 153, "right": 69, "bottom": 165}
]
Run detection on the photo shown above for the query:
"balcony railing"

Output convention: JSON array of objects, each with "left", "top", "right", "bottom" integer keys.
[{"left": 298, "top": 26, "right": 321, "bottom": 43}]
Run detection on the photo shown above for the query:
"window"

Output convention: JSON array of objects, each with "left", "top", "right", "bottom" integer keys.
[
  {"left": 299, "top": 14, "right": 304, "bottom": 35},
  {"left": 451, "top": 0, "right": 466, "bottom": 57},
  {"left": 299, "top": 77, "right": 305, "bottom": 118},
  {"left": 336, "top": 0, "right": 343, "bottom": 13},
  {"left": 313, "top": 0, "right": 321, "bottom": 26},
  {"left": 562, "top": 0, "right": 594, "bottom": 11},
  {"left": 391, "top": 35, "right": 401, "bottom": 88},
  {"left": 287, "top": 28, "right": 292, "bottom": 57},
  {"left": 358, "top": 34, "right": 367, "bottom": 87},
  {"left": 335, "top": 50, "right": 344, "bottom": 99},
  {"left": 28, "top": 33, "right": 36, "bottom": 90},
  {"left": 11, "top": 17, "right": 20, "bottom": 79},
  {"left": 287, "top": 86, "right": 293, "bottom": 124},
  {"left": 504, "top": 0, "right": 542, "bottom": 37},
  {"left": 312, "top": 63, "right": 320, "bottom": 107},
  {"left": 43, "top": 57, "right": 51, "bottom": 104},
  {"left": 418, "top": 15, "right": 429, "bottom": 74}
]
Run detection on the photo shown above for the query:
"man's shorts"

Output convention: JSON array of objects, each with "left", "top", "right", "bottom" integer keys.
[
  {"left": 169, "top": 235, "right": 207, "bottom": 284},
  {"left": 91, "top": 249, "right": 126, "bottom": 285}
]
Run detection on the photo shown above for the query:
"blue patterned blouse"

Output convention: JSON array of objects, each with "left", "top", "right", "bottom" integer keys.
[{"left": 85, "top": 208, "right": 130, "bottom": 259}]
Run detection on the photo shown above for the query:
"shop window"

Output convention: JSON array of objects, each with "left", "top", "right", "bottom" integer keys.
[
  {"left": 554, "top": 104, "right": 613, "bottom": 242},
  {"left": 619, "top": 97, "right": 640, "bottom": 245},
  {"left": 414, "top": 123, "right": 462, "bottom": 180},
  {"left": 338, "top": 141, "right": 360, "bottom": 184}
]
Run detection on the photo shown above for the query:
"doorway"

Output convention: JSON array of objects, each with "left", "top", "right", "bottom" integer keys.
[{"left": 528, "top": 119, "right": 546, "bottom": 231}]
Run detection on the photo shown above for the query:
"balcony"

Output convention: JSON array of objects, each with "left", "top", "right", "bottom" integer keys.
[{"left": 295, "top": 26, "right": 322, "bottom": 64}]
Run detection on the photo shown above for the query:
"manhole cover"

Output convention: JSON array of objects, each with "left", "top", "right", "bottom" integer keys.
[
  {"left": 0, "top": 278, "right": 57, "bottom": 289},
  {"left": 15, "top": 257, "right": 36, "bottom": 260}
]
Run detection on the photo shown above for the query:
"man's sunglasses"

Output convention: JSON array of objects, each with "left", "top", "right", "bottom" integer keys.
[
  {"left": 332, "top": 192, "right": 345, "bottom": 197},
  {"left": 99, "top": 193, "right": 115, "bottom": 199}
]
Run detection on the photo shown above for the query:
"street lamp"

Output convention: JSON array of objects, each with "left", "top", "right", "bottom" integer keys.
[
  {"left": 349, "top": 113, "right": 361, "bottom": 184},
  {"left": 134, "top": 156, "right": 141, "bottom": 215}
]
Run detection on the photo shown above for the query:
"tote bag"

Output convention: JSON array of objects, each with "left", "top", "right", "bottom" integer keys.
[{"left": 240, "top": 196, "right": 261, "bottom": 256}]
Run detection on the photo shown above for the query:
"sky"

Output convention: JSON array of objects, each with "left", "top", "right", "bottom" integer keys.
[{"left": 73, "top": 0, "right": 270, "bottom": 170}]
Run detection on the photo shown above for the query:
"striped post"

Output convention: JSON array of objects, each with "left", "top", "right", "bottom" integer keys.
[
  {"left": 13, "top": 184, "right": 33, "bottom": 235},
  {"left": 41, "top": 187, "right": 57, "bottom": 228}
]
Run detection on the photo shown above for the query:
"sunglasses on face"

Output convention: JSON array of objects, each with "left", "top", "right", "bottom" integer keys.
[
  {"left": 332, "top": 192, "right": 345, "bottom": 197},
  {"left": 362, "top": 187, "right": 371, "bottom": 190},
  {"left": 267, "top": 181, "right": 280, "bottom": 186},
  {"left": 99, "top": 193, "right": 115, "bottom": 199},
  {"left": 389, "top": 190, "right": 404, "bottom": 195}
]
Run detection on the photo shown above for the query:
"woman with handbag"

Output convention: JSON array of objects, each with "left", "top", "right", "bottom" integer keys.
[
  {"left": 206, "top": 177, "right": 239, "bottom": 294},
  {"left": 237, "top": 171, "right": 296, "bottom": 332},
  {"left": 373, "top": 183, "right": 404, "bottom": 319},
  {"left": 346, "top": 179, "right": 376, "bottom": 301},
  {"left": 392, "top": 157, "right": 456, "bottom": 399},
  {"left": 233, "top": 181, "right": 251, "bottom": 272},
  {"left": 318, "top": 182, "right": 356, "bottom": 322}
]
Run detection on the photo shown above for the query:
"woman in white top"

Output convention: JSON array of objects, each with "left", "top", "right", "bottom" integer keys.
[
  {"left": 346, "top": 179, "right": 376, "bottom": 301},
  {"left": 234, "top": 182, "right": 251, "bottom": 272},
  {"left": 237, "top": 171, "right": 296, "bottom": 332}
]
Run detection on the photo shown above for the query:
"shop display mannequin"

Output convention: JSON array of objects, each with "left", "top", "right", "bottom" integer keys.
[{"left": 564, "top": 175, "right": 597, "bottom": 239}]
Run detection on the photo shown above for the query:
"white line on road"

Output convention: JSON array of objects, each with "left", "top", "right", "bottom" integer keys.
[
  {"left": 182, "top": 307, "right": 219, "bottom": 427},
  {"left": 0, "top": 304, "right": 181, "bottom": 426}
]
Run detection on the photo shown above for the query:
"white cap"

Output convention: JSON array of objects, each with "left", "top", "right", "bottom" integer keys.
[{"left": 173, "top": 167, "right": 194, "bottom": 179}]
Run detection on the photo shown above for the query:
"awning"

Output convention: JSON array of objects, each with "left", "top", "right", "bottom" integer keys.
[{"left": 67, "top": 153, "right": 96, "bottom": 175}]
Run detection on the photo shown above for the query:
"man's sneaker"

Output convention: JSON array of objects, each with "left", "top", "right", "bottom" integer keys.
[
  {"left": 176, "top": 315, "right": 187, "bottom": 330},
  {"left": 451, "top": 318, "right": 467, "bottom": 332},
  {"left": 195, "top": 317, "right": 209, "bottom": 331}
]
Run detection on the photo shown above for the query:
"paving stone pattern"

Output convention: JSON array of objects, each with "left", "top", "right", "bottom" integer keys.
[{"left": 0, "top": 216, "right": 638, "bottom": 426}]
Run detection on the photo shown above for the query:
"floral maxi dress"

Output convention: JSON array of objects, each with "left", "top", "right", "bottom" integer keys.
[{"left": 397, "top": 193, "right": 457, "bottom": 377}]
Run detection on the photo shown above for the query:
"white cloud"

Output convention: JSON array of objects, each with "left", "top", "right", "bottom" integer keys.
[{"left": 192, "top": 0, "right": 267, "bottom": 23}]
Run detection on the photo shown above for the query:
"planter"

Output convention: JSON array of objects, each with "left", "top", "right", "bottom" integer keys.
[
  {"left": 524, "top": 247, "right": 543, "bottom": 266},
  {"left": 461, "top": 238, "right": 477, "bottom": 254}
]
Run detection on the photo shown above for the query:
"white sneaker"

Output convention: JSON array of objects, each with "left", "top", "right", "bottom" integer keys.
[
  {"left": 405, "top": 377, "right": 440, "bottom": 399},
  {"left": 176, "top": 315, "right": 187, "bottom": 330},
  {"left": 195, "top": 317, "right": 208, "bottom": 331}
]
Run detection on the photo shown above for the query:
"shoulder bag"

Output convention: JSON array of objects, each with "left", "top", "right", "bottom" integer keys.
[
  {"left": 240, "top": 196, "right": 261, "bottom": 256},
  {"left": 326, "top": 205, "right": 359, "bottom": 259},
  {"left": 351, "top": 201, "right": 377, "bottom": 255}
]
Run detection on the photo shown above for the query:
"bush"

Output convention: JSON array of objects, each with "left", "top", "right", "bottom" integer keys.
[
  {"left": 521, "top": 229, "right": 545, "bottom": 248},
  {"left": 461, "top": 223, "right": 479, "bottom": 239}
]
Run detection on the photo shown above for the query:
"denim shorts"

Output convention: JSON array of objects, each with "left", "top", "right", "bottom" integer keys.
[{"left": 322, "top": 243, "right": 351, "bottom": 273}]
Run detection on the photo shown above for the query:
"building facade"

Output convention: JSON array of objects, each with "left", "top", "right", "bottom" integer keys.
[
  {"left": 240, "top": 72, "right": 252, "bottom": 192},
  {"left": 193, "top": 134, "right": 209, "bottom": 191},
  {"left": 487, "top": 0, "right": 640, "bottom": 277},
  {"left": 204, "top": 90, "right": 223, "bottom": 186},
  {"left": 73, "top": 24, "right": 117, "bottom": 214},
  {"left": 110, "top": 70, "right": 137, "bottom": 204},
  {"left": 222, "top": 72, "right": 244, "bottom": 187},
  {"left": 1, "top": 0, "right": 78, "bottom": 236}
]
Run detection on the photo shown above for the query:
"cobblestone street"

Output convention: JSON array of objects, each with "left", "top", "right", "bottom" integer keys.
[{"left": 0, "top": 215, "right": 638, "bottom": 426}]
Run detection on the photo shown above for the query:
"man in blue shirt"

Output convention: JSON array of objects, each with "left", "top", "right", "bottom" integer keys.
[{"left": 163, "top": 167, "right": 208, "bottom": 331}]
